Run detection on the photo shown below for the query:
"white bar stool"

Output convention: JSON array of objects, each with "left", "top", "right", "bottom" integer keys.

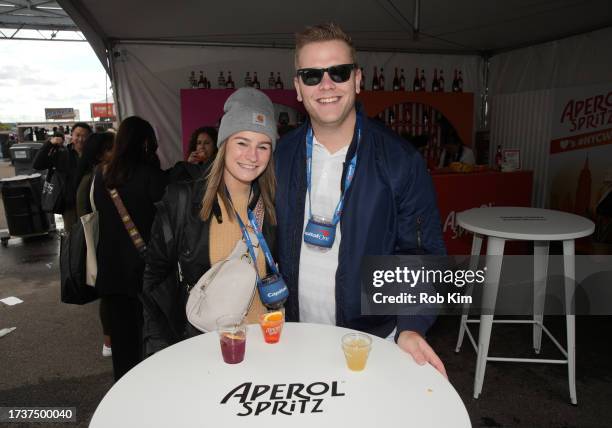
[{"left": 455, "top": 207, "right": 594, "bottom": 405}]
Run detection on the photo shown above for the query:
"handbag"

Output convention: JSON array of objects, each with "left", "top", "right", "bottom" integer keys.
[
  {"left": 185, "top": 236, "right": 258, "bottom": 333},
  {"left": 59, "top": 220, "right": 98, "bottom": 305},
  {"left": 81, "top": 174, "right": 99, "bottom": 286},
  {"left": 41, "top": 167, "right": 66, "bottom": 214}
]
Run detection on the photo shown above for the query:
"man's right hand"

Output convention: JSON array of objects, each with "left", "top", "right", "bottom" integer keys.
[{"left": 397, "top": 330, "right": 448, "bottom": 379}]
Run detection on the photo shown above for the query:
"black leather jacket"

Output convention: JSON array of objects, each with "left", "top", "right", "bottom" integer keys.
[{"left": 141, "top": 178, "right": 276, "bottom": 356}]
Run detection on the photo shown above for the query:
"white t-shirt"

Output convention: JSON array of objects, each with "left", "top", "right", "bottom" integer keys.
[{"left": 298, "top": 136, "right": 349, "bottom": 325}]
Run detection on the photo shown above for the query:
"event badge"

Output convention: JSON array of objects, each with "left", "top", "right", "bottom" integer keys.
[
  {"left": 303, "top": 215, "right": 336, "bottom": 250},
  {"left": 302, "top": 112, "right": 361, "bottom": 252}
]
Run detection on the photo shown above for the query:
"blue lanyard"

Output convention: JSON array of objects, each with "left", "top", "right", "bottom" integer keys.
[
  {"left": 232, "top": 203, "right": 279, "bottom": 280},
  {"left": 306, "top": 113, "right": 362, "bottom": 224}
]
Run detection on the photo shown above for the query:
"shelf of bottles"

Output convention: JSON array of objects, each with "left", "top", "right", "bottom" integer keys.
[
  {"left": 364, "top": 66, "right": 463, "bottom": 93},
  {"left": 186, "top": 66, "right": 470, "bottom": 168},
  {"left": 361, "top": 66, "right": 466, "bottom": 168},
  {"left": 188, "top": 70, "right": 287, "bottom": 90},
  {"left": 379, "top": 102, "right": 445, "bottom": 167}
]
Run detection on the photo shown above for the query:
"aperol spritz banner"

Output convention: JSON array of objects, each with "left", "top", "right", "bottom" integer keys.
[{"left": 548, "top": 84, "right": 612, "bottom": 246}]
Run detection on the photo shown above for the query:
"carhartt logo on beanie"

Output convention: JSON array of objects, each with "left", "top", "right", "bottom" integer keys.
[
  {"left": 253, "top": 112, "right": 266, "bottom": 126},
  {"left": 217, "top": 87, "right": 278, "bottom": 149}
]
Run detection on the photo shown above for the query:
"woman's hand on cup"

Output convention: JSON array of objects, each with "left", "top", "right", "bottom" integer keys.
[{"left": 187, "top": 151, "right": 204, "bottom": 164}]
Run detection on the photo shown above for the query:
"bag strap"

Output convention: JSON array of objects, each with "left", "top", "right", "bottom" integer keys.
[
  {"left": 89, "top": 174, "right": 97, "bottom": 213},
  {"left": 174, "top": 184, "right": 190, "bottom": 288},
  {"left": 108, "top": 188, "right": 147, "bottom": 256},
  {"left": 252, "top": 195, "right": 265, "bottom": 231}
]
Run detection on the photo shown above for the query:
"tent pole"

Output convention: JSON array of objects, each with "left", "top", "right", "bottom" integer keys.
[
  {"left": 106, "top": 44, "right": 123, "bottom": 124},
  {"left": 413, "top": 0, "right": 420, "bottom": 41},
  {"left": 480, "top": 54, "right": 490, "bottom": 130}
]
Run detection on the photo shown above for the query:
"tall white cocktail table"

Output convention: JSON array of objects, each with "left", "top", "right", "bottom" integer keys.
[
  {"left": 456, "top": 207, "right": 594, "bottom": 404},
  {"left": 90, "top": 323, "right": 470, "bottom": 427}
]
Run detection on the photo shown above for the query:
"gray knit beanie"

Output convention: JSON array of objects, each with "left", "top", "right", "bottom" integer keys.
[{"left": 217, "top": 87, "right": 278, "bottom": 149}]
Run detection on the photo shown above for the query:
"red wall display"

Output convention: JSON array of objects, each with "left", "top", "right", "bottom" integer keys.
[
  {"left": 358, "top": 91, "right": 474, "bottom": 148},
  {"left": 181, "top": 89, "right": 473, "bottom": 155}
]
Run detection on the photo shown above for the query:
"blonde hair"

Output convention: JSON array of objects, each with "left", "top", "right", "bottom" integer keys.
[
  {"left": 200, "top": 143, "right": 277, "bottom": 225},
  {"left": 295, "top": 22, "right": 357, "bottom": 69}
]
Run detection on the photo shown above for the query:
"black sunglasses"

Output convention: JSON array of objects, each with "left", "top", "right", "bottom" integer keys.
[{"left": 296, "top": 63, "right": 357, "bottom": 86}]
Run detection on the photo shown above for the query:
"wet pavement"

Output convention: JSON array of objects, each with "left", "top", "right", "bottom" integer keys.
[
  {"left": 1, "top": 159, "right": 112, "bottom": 427},
  {"left": 0, "top": 233, "right": 113, "bottom": 427}
]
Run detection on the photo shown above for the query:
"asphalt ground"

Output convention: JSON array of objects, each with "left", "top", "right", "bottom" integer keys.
[{"left": 0, "top": 159, "right": 611, "bottom": 427}]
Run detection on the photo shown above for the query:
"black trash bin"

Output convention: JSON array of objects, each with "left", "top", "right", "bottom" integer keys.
[
  {"left": 9, "top": 142, "right": 44, "bottom": 175},
  {"left": 0, "top": 173, "right": 51, "bottom": 245}
]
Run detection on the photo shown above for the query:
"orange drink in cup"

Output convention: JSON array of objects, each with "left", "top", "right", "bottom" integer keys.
[
  {"left": 258, "top": 310, "right": 284, "bottom": 344},
  {"left": 341, "top": 333, "right": 372, "bottom": 371}
]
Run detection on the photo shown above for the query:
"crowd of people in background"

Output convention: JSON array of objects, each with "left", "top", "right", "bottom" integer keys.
[
  {"left": 31, "top": 116, "right": 227, "bottom": 379},
  {"left": 21, "top": 125, "right": 72, "bottom": 143}
]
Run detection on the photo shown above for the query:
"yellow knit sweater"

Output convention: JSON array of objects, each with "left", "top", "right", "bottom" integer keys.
[{"left": 209, "top": 194, "right": 267, "bottom": 324}]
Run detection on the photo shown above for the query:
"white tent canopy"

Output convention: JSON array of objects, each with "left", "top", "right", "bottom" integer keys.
[{"left": 53, "top": 0, "right": 612, "bottom": 187}]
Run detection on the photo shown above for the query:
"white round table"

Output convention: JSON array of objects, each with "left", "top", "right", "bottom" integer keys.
[
  {"left": 456, "top": 207, "right": 594, "bottom": 405},
  {"left": 90, "top": 323, "right": 471, "bottom": 428},
  {"left": 456, "top": 207, "right": 594, "bottom": 241}
]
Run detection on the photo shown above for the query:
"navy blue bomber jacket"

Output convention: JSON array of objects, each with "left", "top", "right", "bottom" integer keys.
[{"left": 274, "top": 107, "right": 446, "bottom": 338}]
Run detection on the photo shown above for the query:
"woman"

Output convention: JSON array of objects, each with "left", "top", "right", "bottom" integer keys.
[
  {"left": 142, "top": 88, "right": 278, "bottom": 357},
  {"left": 187, "top": 126, "right": 218, "bottom": 165},
  {"left": 168, "top": 127, "right": 219, "bottom": 183},
  {"left": 74, "top": 132, "right": 115, "bottom": 358},
  {"left": 94, "top": 116, "right": 167, "bottom": 380}
]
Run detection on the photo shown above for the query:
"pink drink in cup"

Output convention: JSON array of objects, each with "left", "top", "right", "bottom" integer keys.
[
  {"left": 217, "top": 315, "right": 247, "bottom": 364},
  {"left": 220, "top": 333, "right": 246, "bottom": 364}
]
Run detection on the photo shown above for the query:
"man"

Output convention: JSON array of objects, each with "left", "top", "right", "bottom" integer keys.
[
  {"left": 33, "top": 122, "right": 92, "bottom": 233},
  {"left": 275, "top": 23, "right": 447, "bottom": 376}
]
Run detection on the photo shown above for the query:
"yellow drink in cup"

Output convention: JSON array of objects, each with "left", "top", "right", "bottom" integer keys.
[{"left": 341, "top": 333, "right": 372, "bottom": 371}]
